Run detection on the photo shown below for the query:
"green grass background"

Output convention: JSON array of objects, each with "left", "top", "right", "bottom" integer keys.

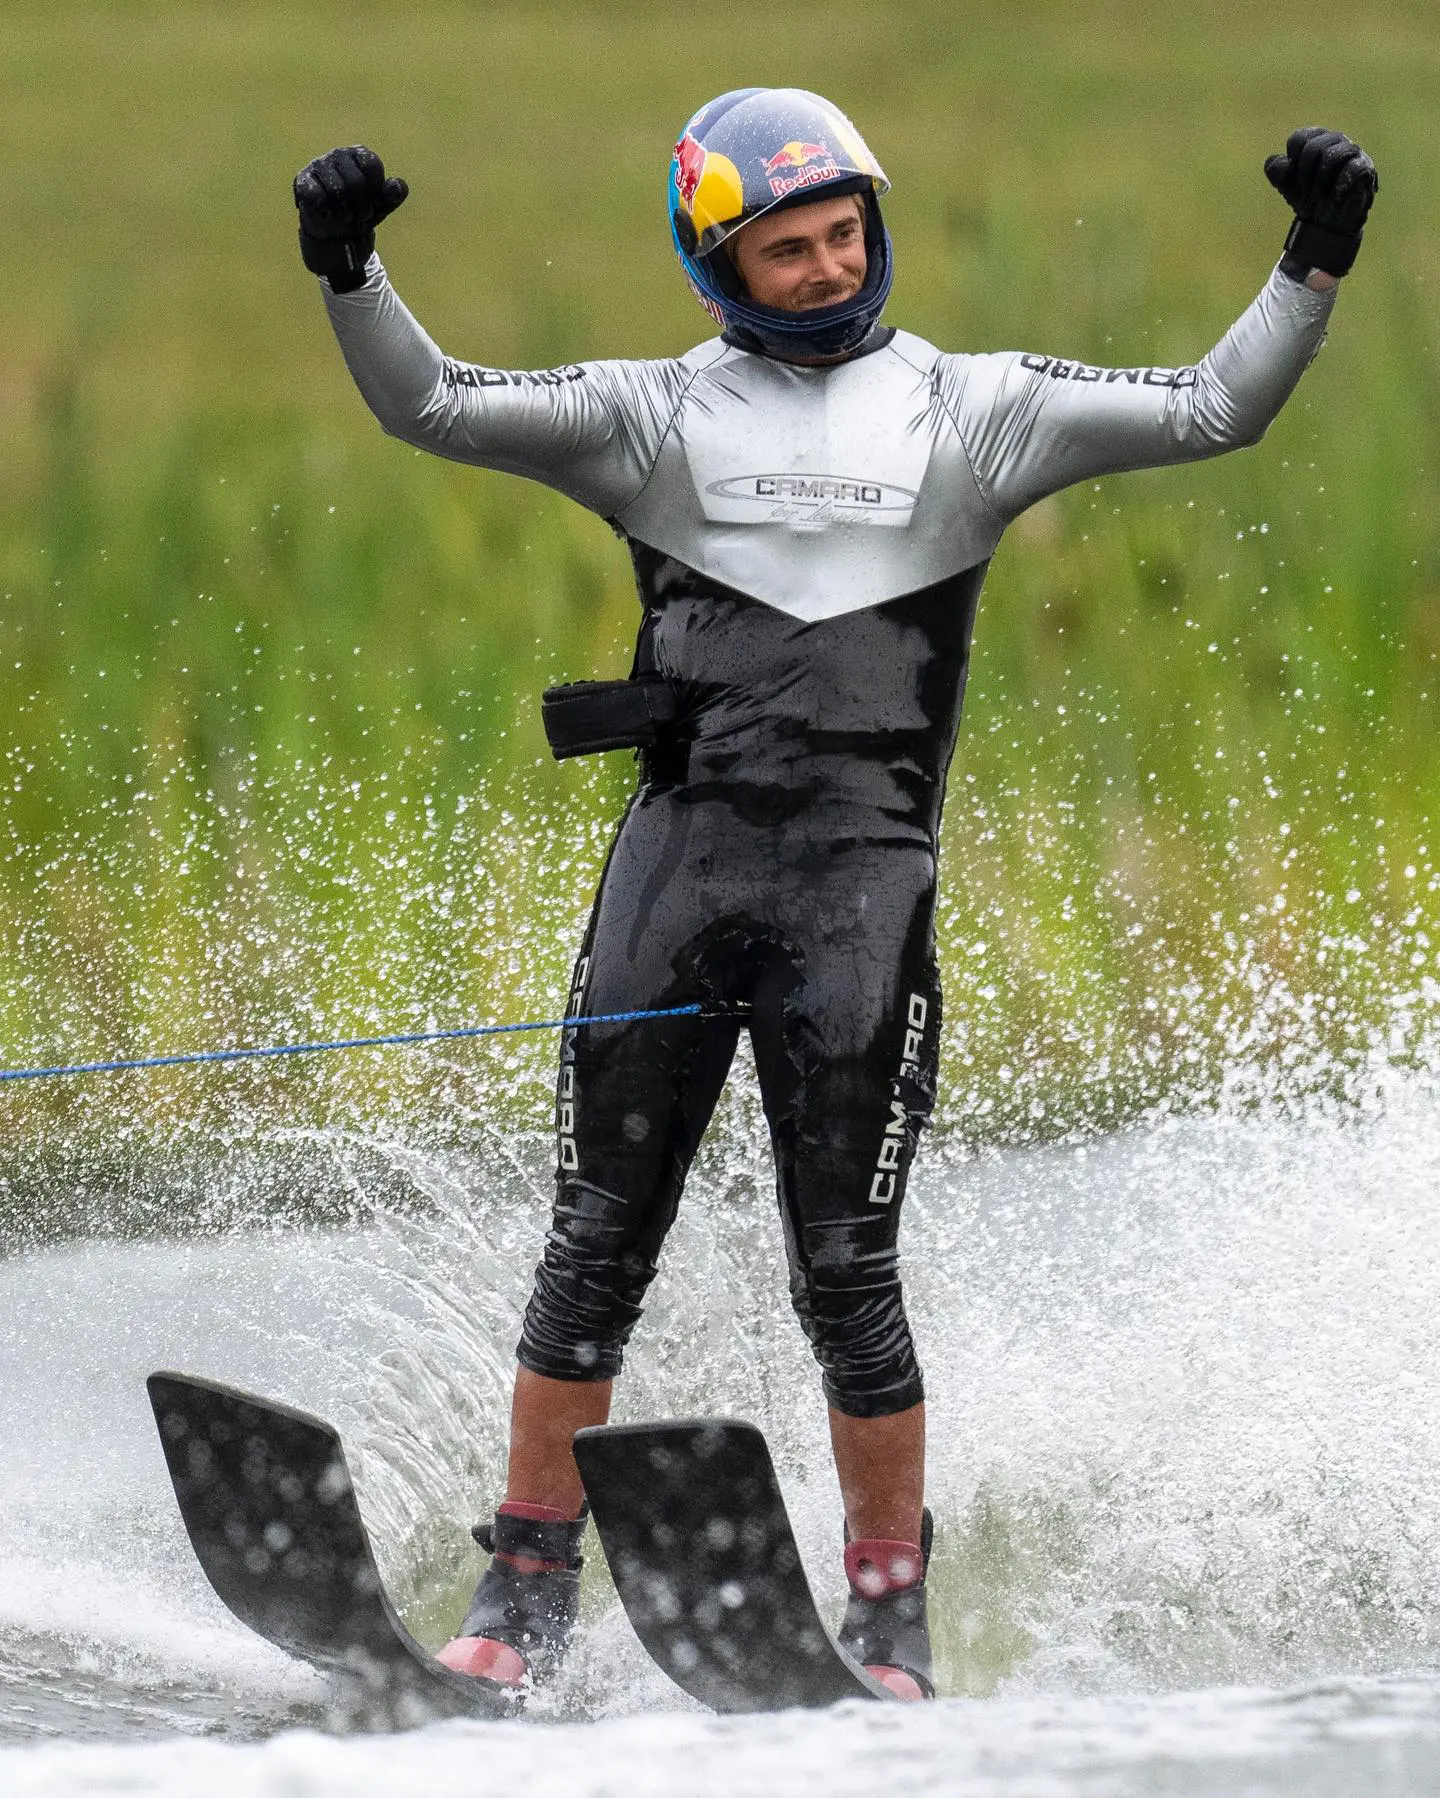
[{"left": 2, "top": 1, "right": 1438, "bottom": 1194}]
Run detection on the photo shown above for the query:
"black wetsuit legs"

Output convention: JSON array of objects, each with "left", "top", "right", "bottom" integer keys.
[{"left": 517, "top": 786, "right": 939, "bottom": 1417}]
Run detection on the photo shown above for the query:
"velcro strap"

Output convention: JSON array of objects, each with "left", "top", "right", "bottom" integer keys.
[
  {"left": 297, "top": 227, "right": 373, "bottom": 294},
  {"left": 541, "top": 677, "right": 680, "bottom": 760},
  {"left": 1282, "top": 215, "right": 1362, "bottom": 279},
  {"left": 471, "top": 1509, "right": 587, "bottom": 1568}
]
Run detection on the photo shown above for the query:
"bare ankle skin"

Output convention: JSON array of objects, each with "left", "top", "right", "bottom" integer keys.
[
  {"left": 828, "top": 1401, "right": 925, "bottom": 1543},
  {"left": 505, "top": 1365, "right": 612, "bottom": 1516}
]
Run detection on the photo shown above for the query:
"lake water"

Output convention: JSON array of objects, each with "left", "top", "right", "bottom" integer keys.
[{"left": 4, "top": 1068, "right": 1440, "bottom": 1795}]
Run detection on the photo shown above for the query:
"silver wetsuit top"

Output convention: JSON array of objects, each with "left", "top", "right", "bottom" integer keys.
[
  {"left": 321, "top": 260, "right": 1334, "bottom": 839},
  {"left": 324, "top": 259, "right": 1332, "bottom": 620}
]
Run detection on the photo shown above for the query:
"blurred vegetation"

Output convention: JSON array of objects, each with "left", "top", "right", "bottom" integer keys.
[{"left": 1, "top": 1, "right": 1439, "bottom": 1194}]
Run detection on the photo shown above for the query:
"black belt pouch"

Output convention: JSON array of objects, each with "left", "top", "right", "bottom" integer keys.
[{"left": 541, "top": 676, "right": 680, "bottom": 760}]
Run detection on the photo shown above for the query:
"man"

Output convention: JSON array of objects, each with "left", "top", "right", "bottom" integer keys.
[{"left": 294, "top": 89, "right": 1376, "bottom": 1702}]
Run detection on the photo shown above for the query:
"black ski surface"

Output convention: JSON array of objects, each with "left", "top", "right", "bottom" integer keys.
[
  {"left": 574, "top": 1418, "right": 894, "bottom": 1712},
  {"left": 147, "top": 1370, "right": 512, "bottom": 1722}
]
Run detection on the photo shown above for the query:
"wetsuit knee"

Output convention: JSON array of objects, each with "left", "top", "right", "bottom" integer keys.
[
  {"left": 788, "top": 1227, "right": 925, "bottom": 1417},
  {"left": 762, "top": 973, "right": 939, "bottom": 1421},
  {"left": 517, "top": 1179, "right": 661, "bottom": 1381}
]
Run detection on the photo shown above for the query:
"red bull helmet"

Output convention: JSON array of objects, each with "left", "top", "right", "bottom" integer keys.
[{"left": 668, "top": 87, "right": 893, "bottom": 362}]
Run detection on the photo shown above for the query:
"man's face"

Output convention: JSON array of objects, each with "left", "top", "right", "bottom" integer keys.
[{"left": 727, "top": 193, "right": 867, "bottom": 313}]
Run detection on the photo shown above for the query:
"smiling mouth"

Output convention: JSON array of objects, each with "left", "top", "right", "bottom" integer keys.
[{"left": 792, "top": 280, "right": 862, "bottom": 310}]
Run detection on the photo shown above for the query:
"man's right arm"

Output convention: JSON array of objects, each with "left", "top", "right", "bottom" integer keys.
[{"left": 296, "top": 146, "right": 682, "bottom": 517}]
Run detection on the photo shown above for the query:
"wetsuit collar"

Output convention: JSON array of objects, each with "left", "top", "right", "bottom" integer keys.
[{"left": 720, "top": 323, "right": 897, "bottom": 366}]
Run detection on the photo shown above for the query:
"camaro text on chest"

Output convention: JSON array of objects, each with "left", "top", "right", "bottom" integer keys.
[{"left": 705, "top": 473, "right": 917, "bottom": 511}]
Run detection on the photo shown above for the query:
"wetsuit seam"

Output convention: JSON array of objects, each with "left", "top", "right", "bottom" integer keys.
[
  {"left": 614, "top": 341, "right": 733, "bottom": 520},
  {"left": 922, "top": 352, "right": 1008, "bottom": 534}
]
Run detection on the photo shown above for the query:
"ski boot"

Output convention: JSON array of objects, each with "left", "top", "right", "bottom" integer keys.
[
  {"left": 436, "top": 1502, "right": 588, "bottom": 1691},
  {"left": 837, "top": 1508, "right": 935, "bottom": 1700}
]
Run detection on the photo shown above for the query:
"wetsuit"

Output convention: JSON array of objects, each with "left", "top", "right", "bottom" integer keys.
[{"left": 322, "top": 262, "right": 1335, "bottom": 1415}]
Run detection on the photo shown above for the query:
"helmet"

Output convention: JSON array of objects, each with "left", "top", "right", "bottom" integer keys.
[{"left": 668, "top": 88, "right": 893, "bottom": 362}]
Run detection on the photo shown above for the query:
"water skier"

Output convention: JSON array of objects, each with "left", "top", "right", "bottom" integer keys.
[{"left": 295, "top": 90, "right": 1375, "bottom": 1700}]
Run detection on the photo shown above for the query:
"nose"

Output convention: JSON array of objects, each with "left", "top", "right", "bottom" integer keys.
[{"left": 810, "top": 240, "right": 862, "bottom": 290}]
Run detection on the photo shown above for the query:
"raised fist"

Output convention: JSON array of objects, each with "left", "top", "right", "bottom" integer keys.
[
  {"left": 294, "top": 145, "right": 409, "bottom": 292},
  {"left": 1265, "top": 127, "right": 1377, "bottom": 278}
]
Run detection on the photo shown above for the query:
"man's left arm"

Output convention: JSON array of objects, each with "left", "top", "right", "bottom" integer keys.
[{"left": 948, "top": 128, "right": 1377, "bottom": 524}]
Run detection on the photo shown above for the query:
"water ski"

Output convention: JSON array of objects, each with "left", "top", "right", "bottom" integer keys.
[
  {"left": 146, "top": 1370, "right": 514, "bottom": 1724},
  {"left": 573, "top": 1418, "right": 895, "bottom": 1712}
]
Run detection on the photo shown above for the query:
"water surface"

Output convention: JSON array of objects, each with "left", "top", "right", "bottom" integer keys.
[{"left": 3, "top": 1076, "right": 1440, "bottom": 1793}]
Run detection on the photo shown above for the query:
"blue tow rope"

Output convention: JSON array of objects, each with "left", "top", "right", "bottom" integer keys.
[{"left": 0, "top": 1004, "right": 707, "bottom": 1085}]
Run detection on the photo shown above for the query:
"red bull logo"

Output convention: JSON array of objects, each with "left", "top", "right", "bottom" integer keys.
[
  {"left": 675, "top": 132, "right": 706, "bottom": 207},
  {"left": 763, "top": 139, "right": 831, "bottom": 176},
  {"left": 762, "top": 138, "right": 841, "bottom": 198}
]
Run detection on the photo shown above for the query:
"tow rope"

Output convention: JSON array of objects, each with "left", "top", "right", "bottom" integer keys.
[{"left": 0, "top": 1004, "right": 712, "bottom": 1084}]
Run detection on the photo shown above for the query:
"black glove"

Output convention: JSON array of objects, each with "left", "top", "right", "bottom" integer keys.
[
  {"left": 294, "top": 145, "right": 409, "bottom": 293},
  {"left": 1264, "top": 126, "right": 1377, "bottom": 281}
]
